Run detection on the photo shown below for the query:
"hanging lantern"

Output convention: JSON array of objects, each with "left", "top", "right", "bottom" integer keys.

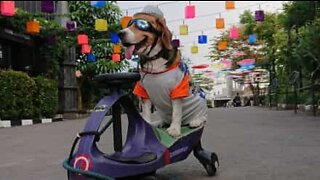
[
  {"left": 81, "top": 44, "right": 91, "bottom": 54},
  {"left": 26, "top": 20, "right": 40, "bottom": 34},
  {"left": 66, "top": 20, "right": 77, "bottom": 32},
  {"left": 121, "top": 16, "right": 132, "bottom": 29},
  {"left": 1, "top": 1, "right": 15, "bottom": 16},
  {"left": 198, "top": 34, "right": 207, "bottom": 44},
  {"left": 180, "top": 24, "right": 188, "bottom": 35},
  {"left": 218, "top": 41, "right": 228, "bottom": 51},
  {"left": 87, "top": 53, "right": 96, "bottom": 62},
  {"left": 112, "top": 53, "right": 121, "bottom": 62},
  {"left": 47, "top": 34, "right": 56, "bottom": 45},
  {"left": 216, "top": 18, "right": 225, "bottom": 29},
  {"left": 90, "top": 1, "right": 106, "bottom": 8},
  {"left": 225, "top": 1, "right": 235, "bottom": 10},
  {"left": 113, "top": 44, "right": 121, "bottom": 54},
  {"left": 185, "top": 3, "right": 195, "bottom": 19},
  {"left": 111, "top": 33, "right": 120, "bottom": 43},
  {"left": 248, "top": 34, "right": 257, "bottom": 44},
  {"left": 41, "top": 1, "right": 54, "bottom": 13},
  {"left": 255, "top": 10, "right": 264, "bottom": 22},
  {"left": 172, "top": 39, "right": 180, "bottom": 47},
  {"left": 229, "top": 26, "right": 239, "bottom": 40},
  {"left": 95, "top": 19, "right": 108, "bottom": 31},
  {"left": 191, "top": 45, "right": 198, "bottom": 54},
  {"left": 77, "top": 34, "right": 88, "bottom": 45}
]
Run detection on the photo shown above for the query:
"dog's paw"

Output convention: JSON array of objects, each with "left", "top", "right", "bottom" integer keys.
[
  {"left": 166, "top": 124, "right": 181, "bottom": 137},
  {"left": 189, "top": 118, "right": 204, "bottom": 128}
]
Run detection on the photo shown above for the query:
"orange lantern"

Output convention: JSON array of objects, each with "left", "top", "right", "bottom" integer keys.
[
  {"left": 26, "top": 20, "right": 40, "bottom": 34},
  {"left": 216, "top": 18, "right": 225, "bottom": 29},
  {"left": 112, "top": 53, "right": 121, "bottom": 62},
  {"left": 180, "top": 24, "right": 188, "bottom": 35},
  {"left": 218, "top": 41, "right": 228, "bottom": 51},
  {"left": 77, "top": 34, "right": 88, "bottom": 45},
  {"left": 191, "top": 45, "right": 198, "bottom": 54},
  {"left": 113, "top": 44, "right": 121, "bottom": 54},
  {"left": 225, "top": 1, "right": 235, "bottom": 10},
  {"left": 95, "top": 19, "right": 108, "bottom": 31},
  {"left": 81, "top": 44, "right": 91, "bottom": 54},
  {"left": 121, "top": 16, "right": 132, "bottom": 29},
  {"left": 1, "top": 1, "right": 15, "bottom": 16}
]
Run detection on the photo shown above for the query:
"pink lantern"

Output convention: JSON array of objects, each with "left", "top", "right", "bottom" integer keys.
[
  {"left": 237, "top": 59, "right": 255, "bottom": 66},
  {"left": 81, "top": 44, "right": 91, "bottom": 54},
  {"left": 77, "top": 34, "right": 88, "bottom": 45},
  {"left": 1, "top": 1, "right": 15, "bottom": 16},
  {"left": 229, "top": 26, "right": 239, "bottom": 40},
  {"left": 185, "top": 3, "right": 195, "bottom": 19}
]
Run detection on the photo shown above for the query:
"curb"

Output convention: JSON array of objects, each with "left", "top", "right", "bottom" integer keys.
[{"left": 0, "top": 117, "right": 63, "bottom": 128}]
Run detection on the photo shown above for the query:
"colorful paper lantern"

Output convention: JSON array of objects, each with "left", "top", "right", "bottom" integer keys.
[
  {"left": 77, "top": 34, "right": 89, "bottom": 45},
  {"left": 41, "top": 1, "right": 54, "bottom": 13},
  {"left": 1, "top": 1, "right": 15, "bottom": 16},
  {"left": 185, "top": 4, "right": 195, "bottom": 19},
  {"left": 192, "top": 64, "right": 209, "bottom": 69},
  {"left": 111, "top": 33, "right": 120, "bottom": 43},
  {"left": 172, "top": 39, "right": 180, "bottom": 47},
  {"left": 191, "top": 45, "right": 198, "bottom": 54},
  {"left": 218, "top": 41, "right": 227, "bottom": 51},
  {"left": 47, "top": 34, "right": 56, "bottom": 45},
  {"left": 95, "top": 19, "right": 108, "bottom": 31},
  {"left": 216, "top": 18, "right": 225, "bottom": 29},
  {"left": 113, "top": 44, "right": 121, "bottom": 54},
  {"left": 180, "top": 24, "right": 188, "bottom": 35},
  {"left": 112, "top": 53, "right": 121, "bottom": 62},
  {"left": 81, "top": 44, "right": 91, "bottom": 54},
  {"left": 248, "top": 34, "right": 257, "bottom": 44},
  {"left": 198, "top": 35, "right": 207, "bottom": 44},
  {"left": 255, "top": 10, "right": 264, "bottom": 22},
  {"left": 90, "top": 1, "right": 106, "bottom": 8},
  {"left": 229, "top": 26, "right": 239, "bottom": 40},
  {"left": 66, "top": 20, "right": 77, "bottom": 32},
  {"left": 87, "top": 53, "right": 96, "bottom": 62},
  {"left": 26, "top": 20, "right": 40, "bottom": 34},
  {"left": 121, "top": 16, "right": 132, "bottom": 29},
  {"left": 225, "top": 1, "right": 235, "bottom": 10}
]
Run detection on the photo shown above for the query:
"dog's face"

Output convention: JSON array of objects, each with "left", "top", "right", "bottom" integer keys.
[{"left": 119, "top": 13, "right": 172, "bottom": 59}]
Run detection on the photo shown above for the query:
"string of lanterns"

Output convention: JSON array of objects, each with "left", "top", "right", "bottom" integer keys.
[{"left": 1, "top": 1, "right": 266, "bottom": 59}]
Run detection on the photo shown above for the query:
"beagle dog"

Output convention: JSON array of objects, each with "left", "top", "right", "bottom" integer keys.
[{"left": 119, "top": 5, "right": 207, "bottom": 137}]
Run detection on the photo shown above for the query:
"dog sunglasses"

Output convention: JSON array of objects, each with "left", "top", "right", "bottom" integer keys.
[{"left": 127, "top": 19, "right": 161, "bottom": 35}]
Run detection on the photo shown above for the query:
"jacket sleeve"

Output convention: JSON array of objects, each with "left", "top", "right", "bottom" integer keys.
[{"left": 133, "top": 81, "right": 149, "bottom": 99}]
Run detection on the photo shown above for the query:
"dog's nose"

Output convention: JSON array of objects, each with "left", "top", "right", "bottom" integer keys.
[{"left": 118, "top": 30, "right": 126, "bottom": 40}]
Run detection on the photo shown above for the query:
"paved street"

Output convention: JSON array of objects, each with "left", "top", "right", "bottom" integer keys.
[{"left": 1, "top": 107, "right": 320, "bottom": 180}]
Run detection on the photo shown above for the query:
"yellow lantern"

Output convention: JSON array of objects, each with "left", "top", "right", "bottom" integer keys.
[
  {"left": 191, "top": 45, "right": 198, "bottom": 54},
  {"left": 113, "top": 44, "right": 121, "bottom": 54},
  {"left": 95, "top": 19, "right": 108, "bottom": 31},
  {"left": 121, "top": 16, "right": 132, "bottom": 29},
  {"left": 218, "top": 41, "right": 228, "bottom": 51},
  {"left": 26, "top": 20, "right": 40, "bottom": 34},
  {"left": 180, "top": 24, "right": 188, "bottom": 35},
  {"left": 216, "top": 18, "right": 225, "bottom": 29},
  {"left": 225, "top": 1, "right": 235, "bottom": 10}
]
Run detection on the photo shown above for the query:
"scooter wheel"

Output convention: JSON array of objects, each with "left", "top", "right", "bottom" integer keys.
[{"left": 205, "top": 153, "right": 219, "bottom": 176}]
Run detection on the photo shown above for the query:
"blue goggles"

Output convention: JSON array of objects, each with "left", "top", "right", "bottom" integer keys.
[{"left": 127, "top": 19, "right": 161, "bottom": 35}]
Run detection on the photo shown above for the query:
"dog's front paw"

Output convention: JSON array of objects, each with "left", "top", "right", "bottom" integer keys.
[
  {"left": 166, "top": 124, "right": 181, "bottom": 137},
  {"left": 189, "top": 118, "right": 204, "bottom": 128}
]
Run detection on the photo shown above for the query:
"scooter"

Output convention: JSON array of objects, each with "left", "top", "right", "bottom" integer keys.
[{"left": 62, "top": 72, "right": 219, "bottom": 179}]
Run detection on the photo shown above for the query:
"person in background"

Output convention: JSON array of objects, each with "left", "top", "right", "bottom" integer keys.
[{"left": 233, "top": 92, "right": 241, "bottom": 107}]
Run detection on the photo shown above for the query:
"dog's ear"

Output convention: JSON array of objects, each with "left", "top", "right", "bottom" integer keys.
[{"left": 156, "top": 18, "right": 173, "bottom": 50}]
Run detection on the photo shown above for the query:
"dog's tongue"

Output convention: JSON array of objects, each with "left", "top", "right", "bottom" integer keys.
[{"left": 125, "top": 45, "right": 135, "bottom": 60}]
